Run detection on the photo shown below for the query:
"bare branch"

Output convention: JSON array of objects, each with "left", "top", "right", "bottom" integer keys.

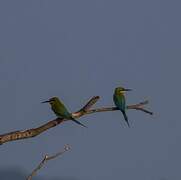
[
  {"left": 26, "top": 144, "right": 71, "bottom": 180},
  {"left": 83, "top": 100, "right": 153, "bottom": 116},
  {"left": 0, "top": 96, "right": 153, "bottom": 145},
  {"left": 79, "top": 96, "right": 100, "bottom": 112}
]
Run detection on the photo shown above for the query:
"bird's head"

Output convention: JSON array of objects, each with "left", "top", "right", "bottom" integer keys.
[
  {"left": 115, "top": 86, "right": 132, "bottom": 94},
  {"left": 42, "top": 97, "right": 60, "bottom": 105}
]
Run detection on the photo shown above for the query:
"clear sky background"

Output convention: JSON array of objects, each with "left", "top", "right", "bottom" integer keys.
[{"left": 0, "top": 1, "right": 180, "bottom": 180}]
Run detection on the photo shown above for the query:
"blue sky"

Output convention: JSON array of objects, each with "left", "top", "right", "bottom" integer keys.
[{"left": 0, "top": 1, "right": 181, "bottom": 179}]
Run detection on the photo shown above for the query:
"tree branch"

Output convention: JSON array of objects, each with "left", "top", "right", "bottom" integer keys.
[
  {"left": 0, "top": 96, "right": 153, "bottom": 145},
  {"left": 26, "top": 144, "right": 71, "bottom": 180}
]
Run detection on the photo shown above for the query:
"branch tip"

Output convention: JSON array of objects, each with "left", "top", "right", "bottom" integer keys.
[{"left": 64, "top": 144, "right": 71, "bottom": 151}]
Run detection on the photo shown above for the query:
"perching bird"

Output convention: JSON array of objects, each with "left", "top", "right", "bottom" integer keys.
[
  {"left": 42, "top": 97, "right": 87, "bottom": 128},
  {"left": 113, "top": 87, "right": 132, "bottom": 127}
]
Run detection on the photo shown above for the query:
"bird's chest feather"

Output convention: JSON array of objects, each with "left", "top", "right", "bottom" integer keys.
[{"left": 113, "top": 93, "right": 126, "bottom": 109}]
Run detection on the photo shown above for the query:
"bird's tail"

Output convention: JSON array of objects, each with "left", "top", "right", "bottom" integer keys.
[
  {"left": 121, "top": 110, "right": 130, "bottom": 128},
  {"left": 71, "top": 117, "right": 88, "bottom": 128}
]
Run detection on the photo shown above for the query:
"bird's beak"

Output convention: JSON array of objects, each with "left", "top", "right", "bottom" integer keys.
[
  {"left": 41, "top": 100, "right": 50, "bottom": 103},
  {"left": 124, "top": 88, "right": 132, "bottom": 91}
]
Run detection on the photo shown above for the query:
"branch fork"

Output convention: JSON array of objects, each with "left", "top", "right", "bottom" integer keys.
[{"left": 27, "top": 144, "right": 71, "bottom": 180}]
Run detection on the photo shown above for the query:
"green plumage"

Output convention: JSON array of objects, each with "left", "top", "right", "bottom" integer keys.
[
  {"left": 113, "top": 87, "right": 131, "bottom": 127},
  {"left": 42, "top": 97, "right": 87, "bottom": 128}
]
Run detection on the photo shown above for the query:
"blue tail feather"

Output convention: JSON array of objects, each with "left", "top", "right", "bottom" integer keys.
[
  {"left": 71, "top": 117, "right": 87, "bottom": 128},
  {"left": 121, "top": 110, "right": 130, "bottom": 127}
]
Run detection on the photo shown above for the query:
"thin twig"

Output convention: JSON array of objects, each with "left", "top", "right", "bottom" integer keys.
[
  {"left": 26, "top": 144, "right": 71, "bottom": 180},
  {"left": 0, "top": 96, "right": 153, "bottom": 145}
]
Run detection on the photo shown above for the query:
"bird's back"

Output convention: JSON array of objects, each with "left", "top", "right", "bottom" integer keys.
[{"left": 51, "top": 100, "right": 71, "bottom": 118}]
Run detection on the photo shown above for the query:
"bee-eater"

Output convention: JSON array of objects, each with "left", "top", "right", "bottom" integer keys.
[
  {"left": 42, "top": 97, "right": 87, "bottom": 128},
  {"left": 113, "top": 87, "right": 132, "bottom": 127}
]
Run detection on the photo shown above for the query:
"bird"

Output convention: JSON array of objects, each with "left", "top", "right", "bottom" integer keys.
[
  {"left": 42, "top": 97, "right": 87, "bottom": 128},
  {"left": 113, "top": 86, "right": 132, "bottom": 127}
]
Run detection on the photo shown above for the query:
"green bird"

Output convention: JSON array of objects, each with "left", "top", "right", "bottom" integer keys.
[
  {"left": 113, "top": 87, "right": 132, "bottom": 127},
  {"left": 42, "top": 97, "right": 87, "bottom": 128}
]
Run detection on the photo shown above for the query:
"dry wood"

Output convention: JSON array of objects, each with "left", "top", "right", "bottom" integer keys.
[
  {"left": 0, "top": 96, "right": 153, "bottom": 145},
  {"left": 26, "top": 144, "right": 71, "bottom": 180}
]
